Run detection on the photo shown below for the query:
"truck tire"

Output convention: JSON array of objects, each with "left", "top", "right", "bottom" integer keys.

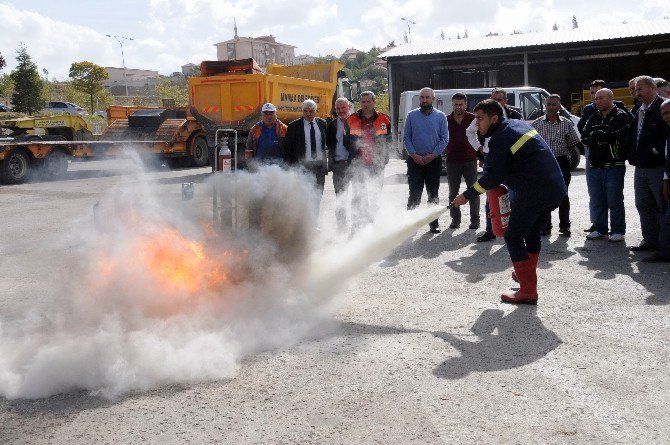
[
  {"left": 568, "top": 145, "right": 581, "bottom": 171},
  {"left": 0, "top": 149, "right": 31, "bottom": 184},
  {"left": 191, "top": 136, "right": 209, "bottom": 167},
  {"left": 41, "top": 149, "right": 69, "bottom": 179}
]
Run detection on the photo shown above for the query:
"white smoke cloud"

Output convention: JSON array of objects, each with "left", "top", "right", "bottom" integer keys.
[{"left": 0, "top": 160, "right": 445, "bottom": 400}]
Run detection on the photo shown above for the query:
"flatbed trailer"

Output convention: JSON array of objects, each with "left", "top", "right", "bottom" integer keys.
[{"left": 0, "top": 112, "right": 209, "bottom": 184}]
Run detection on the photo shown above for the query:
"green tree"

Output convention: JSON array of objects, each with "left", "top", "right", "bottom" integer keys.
[
  {"left": 0, "top": 51, "right": 5, "bottom": 70},
  {"left": 69, "top": 61, "right": 109, "bottom": 114},
  {"left": 154, "top": 78, "right": 189, "bottom": 106},
  {"left": 572, "top": 15, "right": 579, "bottom": 29},
  {"left": 10, "top": 44, "right": 44, "bottom": 114},
  {"left": 0, "top": 74, "right": 13, "bottom": 103}
]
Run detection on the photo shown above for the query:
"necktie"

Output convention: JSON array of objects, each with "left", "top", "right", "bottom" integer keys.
[
  {"left": 310, "top": 121, "right": 317, "bottom": 159},
  {"left": 637, "top": 107, "right": 646, "bottom": 143}
]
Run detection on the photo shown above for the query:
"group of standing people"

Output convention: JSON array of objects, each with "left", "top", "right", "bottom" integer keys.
[
  {"left": 245, "top": 91, "right": 391, "bottom": 232},
  {"left": 577, "top": 76, "right": 670, "bottom": 263},
  {"left": 243, "top": 77, "right": 669, "bottom": 305}
]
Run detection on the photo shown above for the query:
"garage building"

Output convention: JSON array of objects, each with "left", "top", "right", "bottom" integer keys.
[{"left": 381, "top": 20, "right": 670, "bottom": 136}]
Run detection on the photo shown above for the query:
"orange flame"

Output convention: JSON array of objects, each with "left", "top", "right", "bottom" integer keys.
[{"left": 94, "top": 225, "right": 245, "bottom": 299}]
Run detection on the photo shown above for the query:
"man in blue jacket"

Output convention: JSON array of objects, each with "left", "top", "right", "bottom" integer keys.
[
  {"left": 452, "top": 99, "right": 566, "bottom": 304},
  {"left": 403, "top": 87, "right": 449, "bottom": 233}
]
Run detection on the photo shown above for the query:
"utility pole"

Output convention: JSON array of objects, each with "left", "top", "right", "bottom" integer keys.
[
  {"left": 401, "top": 17, "right": 416, "bottom": 43},
  {"left": 106, "top": 34, "right": 134, "bottom": 97}
]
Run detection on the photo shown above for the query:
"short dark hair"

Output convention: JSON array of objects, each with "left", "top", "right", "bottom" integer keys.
[
  {"left": 491, "top": 87, "right": 506, "bottom": 96},
  {"left": 473, "top": 99, "right": 504, "bottom": 119},
  {"left": 451, "top": 92, "right": 467, "bottom": 102},
  {"left": 655, "top": 78, "right": 669, "bottom": 88},
  {"left": 590, "top": 80, "right": 606, "bottom": 88},
  {"left": 547, "top": 94, "right": 561, "bottom": 103}
]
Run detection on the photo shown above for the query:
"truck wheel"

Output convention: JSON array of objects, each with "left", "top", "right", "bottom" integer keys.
[
  {"left": 0, "top": 150, "right": 31, "bottom": 184},
  {"left": 568, "top": 145, "right": 581, "bottom": 171},
  {"left": 42, "top": 149, "right": 69, "bottom": 179},
  {"left": 191, "top": 136, "right": 209, "bottom": 167}
]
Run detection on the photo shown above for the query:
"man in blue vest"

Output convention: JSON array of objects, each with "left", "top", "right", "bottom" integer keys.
[{"left": 452, "top": 99, "right": 566, "bottom": 304}]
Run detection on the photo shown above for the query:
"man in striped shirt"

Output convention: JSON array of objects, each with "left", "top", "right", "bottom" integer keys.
[{"left": 531, "top": 94, "right": 581, "bottom": 237}]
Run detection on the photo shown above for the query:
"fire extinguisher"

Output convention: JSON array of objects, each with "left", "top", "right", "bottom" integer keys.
[
  {"left": 218, "top": 145, "right": 232, "bottom": 172},
  {"left": 488, "top": 185, "right": 511, "bottom": 237}
]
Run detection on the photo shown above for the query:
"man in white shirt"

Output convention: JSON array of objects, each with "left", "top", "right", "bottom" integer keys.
[{"left": 284, "top": 99, "right": 329, "bottom": 195}]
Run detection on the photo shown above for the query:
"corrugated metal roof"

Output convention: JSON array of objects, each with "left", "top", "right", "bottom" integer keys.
[{"left": 381, "top": 20, "right": 670, "bottom": 59}]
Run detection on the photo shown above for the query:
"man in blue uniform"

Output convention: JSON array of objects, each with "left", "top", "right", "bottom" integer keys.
[{"left": 452, "top": 99, "right": 566, "bottom": 304}]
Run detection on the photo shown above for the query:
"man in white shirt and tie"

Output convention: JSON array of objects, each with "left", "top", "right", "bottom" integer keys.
[{"left": 284, "top": 99, "right": 329, "bottom": 196}]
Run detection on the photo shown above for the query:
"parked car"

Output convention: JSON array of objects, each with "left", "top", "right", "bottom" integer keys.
[
  {"left": 41, "top": 101, "right": 88, "bottom": 116},
  {"left": 0, "top": 103, "right": 11, "bottom": 112}
]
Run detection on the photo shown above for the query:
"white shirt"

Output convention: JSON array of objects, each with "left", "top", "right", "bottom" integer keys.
[{"left": 303, "top": 119, "right": 323, "bottom": 161}]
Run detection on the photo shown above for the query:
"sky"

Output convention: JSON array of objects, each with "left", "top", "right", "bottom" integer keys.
[{"left": 1, "top": 0, "right": 669, "bottom": 79}]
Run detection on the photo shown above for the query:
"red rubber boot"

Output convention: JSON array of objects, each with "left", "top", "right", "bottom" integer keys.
[
  {"left": 502, "top": 260, "right": 538, "bottom": 304},
  {"left": 512, "top": 252, "right": 539, "bottom": 283}
]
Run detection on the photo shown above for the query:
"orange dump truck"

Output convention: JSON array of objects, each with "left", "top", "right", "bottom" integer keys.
[
  {"left": 188, "top": 58, "right": 356, "bottom": 164},
  {"left": 0, "top": 58, "right": 356, "bottom": 184}
]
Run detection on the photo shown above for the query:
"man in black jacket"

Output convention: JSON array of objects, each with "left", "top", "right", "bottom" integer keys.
[
  {"left": 578, "top": 80, "right": 630, "bottom": 234},
  {"left": 284, "top": 99, "right": 328, "bottom": 197},
  {"left": 581, "top": 89, "right": 632, "bottom": 242},
  {"left": 627, "top": 76, "right": 669, "bottom": 252},
  {"left": 642, "top": 99, "right": 670, "bottom": 262}
]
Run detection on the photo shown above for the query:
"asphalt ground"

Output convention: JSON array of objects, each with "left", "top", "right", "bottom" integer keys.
[{"left": 0, "top": 156, "right": 668, "bottom": 444}]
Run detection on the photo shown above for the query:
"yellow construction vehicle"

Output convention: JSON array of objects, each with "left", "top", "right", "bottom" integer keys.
[
  {"left": 571, "top": 81, "right": 634, "bottom": 115},
  {"left": 0, "top": 114, "right": 95, "bottom": 142},
  {"left": 189, "top": 58, "right": 356, "bottom": 165},
  {"left": 0, "top": 58, "right": 357, "bottom": 184}
]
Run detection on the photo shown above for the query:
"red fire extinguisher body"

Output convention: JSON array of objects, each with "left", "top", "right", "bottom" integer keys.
[
  {"left": 488, "top": 185, "right": 511, "bottom": 237},
  {"left": 218, "top": 146, "right": 232, "bottom": 172}
]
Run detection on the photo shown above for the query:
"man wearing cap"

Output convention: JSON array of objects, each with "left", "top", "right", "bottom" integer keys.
[
  {"left": 246, "top": 102, "right": 287, "bottom": 165},
  {"left": 284, "top": 99, "right": 328, "bottom": 195}
]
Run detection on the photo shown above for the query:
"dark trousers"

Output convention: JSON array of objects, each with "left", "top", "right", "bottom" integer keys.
[
  {"left": 331, "top": 161, "right": 350, "bottom": 229},
  {"left": 659, "top": 204, "right": 670, "bottom": 258},
  {"left": 504, "top": 200, "right": 558, "bottom": 262},
  {"left": 407, "top": 155, "right": 442, "bottom": 228},
  {"left": 302, "top": 163, "right": 326, "bottom": 217},
  {"left": 446, "top": 160, "right": 480, "bottom": 224},
  {"left": 544, "top": 155, "right": 571, "bottom": 231},
  {"left": 303, "top": 164, "right": 326, "bottom": 193},
  {"left": 634, "top": 166, "right": 666, "bottom": 246}
]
